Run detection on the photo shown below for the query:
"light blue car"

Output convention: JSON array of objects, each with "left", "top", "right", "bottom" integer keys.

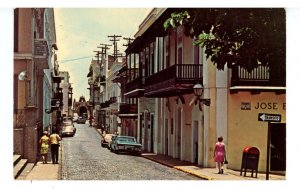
[{"left": 110, "top": 136, "right": 142, "bottom": 155}]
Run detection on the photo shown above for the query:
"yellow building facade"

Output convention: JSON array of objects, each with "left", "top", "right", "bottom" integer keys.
[{"left": 227, "top": 92, "right": 286, "bottom": 171}]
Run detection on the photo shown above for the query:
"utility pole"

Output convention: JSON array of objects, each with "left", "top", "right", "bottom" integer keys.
[
  {"left": 98, "top": 44, "right": 112, "bottom": 57},
  {"left": 108, "top": 35, "right": 123, "bottom": 61},
  {"left": 123, "top": 37, "right": 134, "bottom": 47},
  {"left": 93, "top": 50, "right": 101, "bottom": 65}
]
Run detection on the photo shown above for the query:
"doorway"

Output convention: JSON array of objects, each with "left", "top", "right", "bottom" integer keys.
[
  {"left": 176, "top": 109, "right": 182, "bottom": 159},
  {"left": 270, "top": 123, "right": 286, "bottom": 171},
  {"left": 165, "top": 119, "right": 168, "bottom": 155},
  {"left": 193, "top": 121, "right": 199, "bottom": 164}
]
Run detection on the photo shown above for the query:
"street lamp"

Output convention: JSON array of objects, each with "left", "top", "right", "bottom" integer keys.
[
  {"left": 45, "top": 100, "right": 61, "bottom": 114},
  {"left": 56, "top": 100, "right": 60, "bottom": 108},
  {"left": 193, "top": 83, "right": 210, "bottom": 111}
]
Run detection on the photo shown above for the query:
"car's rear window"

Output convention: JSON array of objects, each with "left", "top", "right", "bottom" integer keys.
[{"left": 117, "top": 137, "right": 135, "bottom": 142}]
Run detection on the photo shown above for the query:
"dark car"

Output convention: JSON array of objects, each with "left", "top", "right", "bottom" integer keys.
[
  {"left": 77, "top": 116, "right": 86, "bottom": 124},
  {"left": 110, "top": 136, "right": 142, "bottom": 155},
  {"left": 101, "top": 134, "right": 115, "bottom": 148}
]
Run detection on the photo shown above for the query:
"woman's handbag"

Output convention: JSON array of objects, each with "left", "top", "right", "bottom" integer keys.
[{"left": 224, "top": 156, "right": 228, "bottom": 164}]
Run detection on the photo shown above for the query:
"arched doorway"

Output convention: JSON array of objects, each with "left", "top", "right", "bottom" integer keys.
[{"left": 78, "top": 106, "right": 88, "bottom": 117}]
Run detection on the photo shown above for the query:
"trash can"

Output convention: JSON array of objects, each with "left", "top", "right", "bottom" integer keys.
[{"left": 240, "top": 146, "right": 260, "bottom": 178}]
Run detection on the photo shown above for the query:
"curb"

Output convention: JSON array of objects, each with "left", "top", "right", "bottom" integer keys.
[
  {"left": 174, "top": 166, "right": 213, "bottom": 180},
  {"left": 58, "top": 143, "right": 62, "bottom": 180},
  {"left": 142, "top": 155, "right": 212, "bottom": 180},
  {"left": 94, "top": 127, "right": 104, "bottom": 138}
]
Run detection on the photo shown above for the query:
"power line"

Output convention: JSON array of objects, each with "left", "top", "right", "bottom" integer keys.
[{"left": 58, "top": 55, "right": 94, "bottom": 63}]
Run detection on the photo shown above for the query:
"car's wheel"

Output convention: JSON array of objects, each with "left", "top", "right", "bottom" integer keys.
[
  {"left": 134, "top": 152, "right": 141, "bottom": 156},
  {"left": 113, "top": 146, "right": 118, "bottom": 154}
]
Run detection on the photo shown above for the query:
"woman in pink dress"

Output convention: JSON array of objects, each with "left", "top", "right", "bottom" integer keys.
[{"left": 214, "top": 136, "right": 226, "bottom": 174}]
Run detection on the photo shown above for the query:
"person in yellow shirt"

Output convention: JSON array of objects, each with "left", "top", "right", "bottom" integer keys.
[
  {"left": 39, "top": 131, "right": 50, "bottom": 164},
  {"left": 49, "top": 129, "right": 61, "bottom": 164}
]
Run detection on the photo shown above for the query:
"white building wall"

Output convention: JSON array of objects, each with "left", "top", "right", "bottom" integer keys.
[
  {"left": 43, "top": 8, "right": 55, "bottom": 129},
  {"left": 202, "top": 47, "right": 211, "bottom": 167},
  {"left": 216, "top": 68, "right": 228, "bottom": 145},
  {"left": 43, "top": 73, "right": 52, "bottom": 129},
  {"left": 61, "top": 81, "right": 69, "bottom": 116}
]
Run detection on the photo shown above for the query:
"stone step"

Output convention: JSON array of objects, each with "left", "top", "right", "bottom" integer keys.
[
  {"left": 16, "top": 163, "right": 35, "bottom": 180},
  {"left": 13, "top": 154, "right": 21, "bottom": 166},
  {"left": 13, "top": 159, "right": 28, "bottom": 179}
]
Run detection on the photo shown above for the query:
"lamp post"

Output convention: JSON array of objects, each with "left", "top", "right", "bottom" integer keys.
[
  {"left": 193, "top": 83, "right": 211, "bottom": 111},
  {"left": 56, "top": 100, "right": 60, "bottom": 108},
  {"left": 68, "top": 85, "right": 73, "bottom": 117},
  {"left": 55, "top": 100, "right": 61, "bottom": 126}
]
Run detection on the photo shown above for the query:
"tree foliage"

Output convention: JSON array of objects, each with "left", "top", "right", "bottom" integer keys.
[{"left": 164, "top": 8, "right": 286, "bottom": 72}]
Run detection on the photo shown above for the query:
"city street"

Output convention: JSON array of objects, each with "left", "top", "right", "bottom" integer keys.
[
  {"left": 61, "top": 123, "right": 201, "bottom": 180},
  {"left": 10, "top": 8, "right": 288, "bottom": 185}
]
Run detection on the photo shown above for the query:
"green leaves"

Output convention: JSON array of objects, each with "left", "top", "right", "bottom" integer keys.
[
  {"left": 163, "top": 8, "right": 285, "bottom": 72},
  {"left": 164, "top": 11, "right": 190, "bottom": 31}
]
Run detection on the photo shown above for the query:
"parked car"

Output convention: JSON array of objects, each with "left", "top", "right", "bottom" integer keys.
[
  {"left": 63, "top": 117, "right": 73, "bottom": 125},
  {"left": 61, "top": 125, "right": 76, "bottom": 137},
  {"left": 110, "top": 136, "right": 142, "bottom": 155},
  {"left": 72, "top": 113, "right": 79, "bottom": 122},
  {"left": 82, "top": 113, "right": 88, "bottom": 119},
  {"left": 108, "top": 135, "right": 117, "bottom": 150},
  {"left": 77, "top": 116, "right": 86, "bottom": 124},
  {"left": 101, "top": 134, "right": 115, "bottom": 148}
]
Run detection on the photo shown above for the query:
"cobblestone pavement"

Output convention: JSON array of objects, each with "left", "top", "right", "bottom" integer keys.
[{"left": 61, "top": 123, "right": 201, "bottom": 180}]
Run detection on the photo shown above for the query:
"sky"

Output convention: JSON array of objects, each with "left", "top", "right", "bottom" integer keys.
[{"left": 54, "top": 8, "right": 152, "bottom": 101}]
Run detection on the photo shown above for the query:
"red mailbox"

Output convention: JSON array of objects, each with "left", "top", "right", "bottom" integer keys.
[{"left": 240, "top": 146, "right": 260, "bottom": 178}]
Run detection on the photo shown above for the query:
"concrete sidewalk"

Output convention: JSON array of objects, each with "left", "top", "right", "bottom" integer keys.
[
  {"left": 141, "top": 153, "right": 285, "bottom": 180},
  {"left": 22, "top": 161, "right": 60, "bottom": 180}
]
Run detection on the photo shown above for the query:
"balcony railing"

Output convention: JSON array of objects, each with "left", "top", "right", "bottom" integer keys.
[
  {"left": 119, "top": 104, "right": 138, "bottom": 115},
  {"left": 144, "top": 64, "right": 203, "bottom": 97},
  {"left": 231, "top": 65, "right": 271, "bottom": 86},
  {"left": 145, "top": 64, "right": 203, "bottom": 86},
  {"left": 124, "top": 77, "right": 144, "bottom": 98}
]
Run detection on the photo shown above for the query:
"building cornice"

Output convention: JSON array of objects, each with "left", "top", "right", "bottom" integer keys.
[{"left": 14, "top": 53, "right": 33, "bottom": 60}]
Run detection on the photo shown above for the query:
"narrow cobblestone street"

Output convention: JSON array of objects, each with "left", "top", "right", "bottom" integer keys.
[{"left": 61, "top": 123, "right": 200, "bottom": 180}]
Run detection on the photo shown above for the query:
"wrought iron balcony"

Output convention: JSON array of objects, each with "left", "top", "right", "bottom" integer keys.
[
  {"left": 231, "top": 65, "right": 285, "bottom": 86},
  {"left": 144, "top": 64, "right": 203, "bottom": 97},
  {"left": 124, "top": 77, "right": 144, "bottom": 98},
  {"left": 230, "top": 65, "right": 286, "bottom": 93},
  {"left": 118, "top": 103, "right": 138, "bottom": 118}
]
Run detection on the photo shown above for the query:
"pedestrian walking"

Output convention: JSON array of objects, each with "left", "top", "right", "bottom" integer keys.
[
  {"left": 50, "top": 129, "right": 61, "bottom": 164},
  {"left": 39, "top": 131, "right": 50, "bottom": 164},
  {"left": 213, "top": 136, "right": 226, "bottom": 174}
]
